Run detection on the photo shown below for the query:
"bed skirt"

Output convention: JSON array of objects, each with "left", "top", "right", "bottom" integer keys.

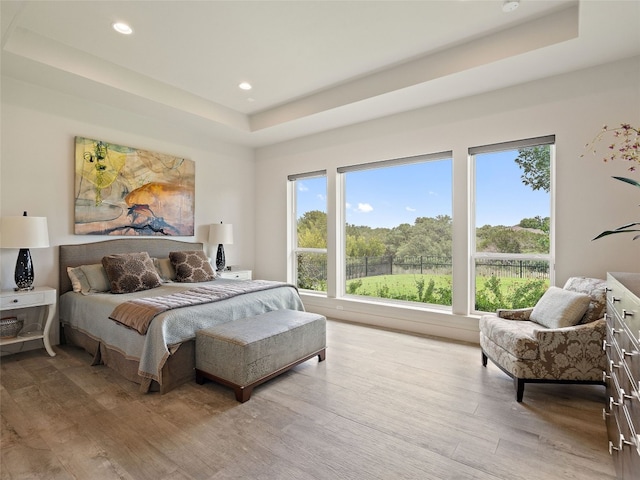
[{"left": 61, "top": 324, "right": 195, "bottom": 394}]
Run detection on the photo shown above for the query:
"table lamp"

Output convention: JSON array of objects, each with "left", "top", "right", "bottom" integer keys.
[
  {"left": 0, "top": 212, "right": 50, "bottom": 291},
  {"left": 209, "top": 222, "right": 234, "bottom": 272}
]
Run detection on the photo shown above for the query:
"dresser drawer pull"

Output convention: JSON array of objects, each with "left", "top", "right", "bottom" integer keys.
[
  {"left": 603, "top": 340, "right": 610, "bottom": 351},
  {"left": 621, "top": 348, "right": 635, "bottom": 358},
  {"left": 602, "top": 408, "right": 610, "bottom": 420},
  {"left": 611, "top": 328, "right": 623, "bottom": 336},
  {"left": 613, "top": 297, "right": 622, "bottom": 303},
  {"left": 603, "top": 371, "right": 611, "bottom": 382},
  {"left": 622, "top": 309, "right": 634, "bottom": 318},
  {"left": 620, "top": 389, "right": 634, "bottom": 405},
  {"left": 610, "top": 360, "right": 621, "bottom": 371},
  {"left": 609, "top": 434, "right": 634, "bottom": 454},
  {"left": 610, "top": 396, "right": 621, "bottom": 409}
]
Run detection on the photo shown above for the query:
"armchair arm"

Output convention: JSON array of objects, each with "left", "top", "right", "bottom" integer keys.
[
  {"left": 496, "top": 308, "right": 533, "bottom": 320},
  {"left": 534, "top": 318, "right": 605, "bottom": 342},
  {"left": 533, "top": 319, "right": 607, "bottom": 378}
]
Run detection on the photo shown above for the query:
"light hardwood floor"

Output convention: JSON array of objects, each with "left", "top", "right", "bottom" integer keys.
[{"left": 1, "top": 319, "right": 615, "bottom": 480}]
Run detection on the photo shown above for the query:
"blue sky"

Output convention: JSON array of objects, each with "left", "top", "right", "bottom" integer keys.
[{"left": 296, "top": 150, "right": 549, "bottom": 229}]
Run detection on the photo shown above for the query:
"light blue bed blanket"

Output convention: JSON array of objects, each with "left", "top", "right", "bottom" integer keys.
[{"left": 59, "top": 279, "right": 304, "bottom": 383}]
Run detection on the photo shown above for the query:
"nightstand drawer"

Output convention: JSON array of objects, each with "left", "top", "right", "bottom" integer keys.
[
  {"left": 218, "top": 270, "right": 252, "bottom": 281},
  {"left": 1, "top": 292, "right": 46, "bottom": 309}
]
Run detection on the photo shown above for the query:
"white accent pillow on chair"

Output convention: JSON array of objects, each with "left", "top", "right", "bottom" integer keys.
[{"left": 530, "top": 286, "right": 591, "bottom": 329}]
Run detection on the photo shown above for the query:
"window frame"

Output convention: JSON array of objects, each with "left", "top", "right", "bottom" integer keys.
[
  {"left": 469, "top": 136, "right": 555, "bottom": 314},
  {"left": 337, "top": 151, "right": 454, "bottom": 307},
  {"left": 288, "top": 170, "right": 328, "bottom": 294}
]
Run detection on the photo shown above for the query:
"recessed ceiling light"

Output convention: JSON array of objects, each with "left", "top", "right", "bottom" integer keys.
[
  {"left": 238, "top": 82, "right": 252, "bottom": 91},
  {"left": 502, "top": 0, "right": 519, "bottom": 12},
  {"left": 113, "top": 22, "right": 133, "bottom": 35}
]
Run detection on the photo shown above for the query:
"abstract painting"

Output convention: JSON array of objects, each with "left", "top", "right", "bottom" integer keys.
[{"left": 74, "top": 137, "right": 195, "bottom": 236}]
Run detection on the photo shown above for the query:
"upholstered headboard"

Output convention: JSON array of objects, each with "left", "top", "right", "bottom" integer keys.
[{"left": 58, "top": 239, "right": 203, "bottom": 295}]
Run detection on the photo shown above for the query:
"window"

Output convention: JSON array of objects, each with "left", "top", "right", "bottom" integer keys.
[
  {"left": 338, "top": 152, "right": 453, "bottom": 306},
  {"left": 471, "top": 136, "right": 554, "bottom": 312},
  {"left": 289, "top": 171, "right": 327, "bottom": 292}
]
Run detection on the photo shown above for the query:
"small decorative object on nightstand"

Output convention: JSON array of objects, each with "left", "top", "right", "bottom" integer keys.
[
  {"left": 217, "top": 269, "right": 252, "bottom": 281},
  {"left": 0, "top": 287, "right": 57, "bottom": 356},
  {"left": 0, "top": 211, "right": 50, "bottom": 291},
  {"left": 209, "top": 222, "right": 234, "bottom": 272}
]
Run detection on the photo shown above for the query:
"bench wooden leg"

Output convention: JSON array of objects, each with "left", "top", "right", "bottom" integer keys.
[{"left": 236, "top": 386, "right": 253, "bottom": 403}]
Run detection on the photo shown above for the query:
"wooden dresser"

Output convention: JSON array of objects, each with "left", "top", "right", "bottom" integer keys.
[{"left": 604, "top": 272, "right": 640, "bottom": 479}]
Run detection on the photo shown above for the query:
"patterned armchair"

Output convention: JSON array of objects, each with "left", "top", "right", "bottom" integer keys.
[{"left": 479, "top": 277, "right": 607, "bottom": 402}]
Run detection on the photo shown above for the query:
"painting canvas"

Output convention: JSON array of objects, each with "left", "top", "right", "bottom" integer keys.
[{"left": 74, "top": 137, "right": 195, "bottom": 236}]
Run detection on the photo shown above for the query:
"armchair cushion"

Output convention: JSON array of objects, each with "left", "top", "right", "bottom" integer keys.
[
  {"left": 496, "top": 307, "right": 533, "bottom": 320},
  {"left": 530, "top": 287, "right": 590, "bottom": 329},
  {"left": 480, "top": 314, "right": 539, "bottom": 360},
  {"left": 563, "top": 277, "right": 607, "bottom": 324}
]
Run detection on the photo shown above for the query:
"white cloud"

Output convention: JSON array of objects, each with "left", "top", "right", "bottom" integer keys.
[
  {"left": 298, "top": 183, "right": 309, "bottom": 192},
  {"left": 345, "top": 202, "right": 352, "bottom": 209},
  {"left": 356, "top": 203, "right": 373, "bottom": 213},
  {"left": 317, "top": 194, "right": 326, "bottom": 201},
  {"left": 429, "top": 191, "right": 437, "bottom": 196},
  {"left": 406, "top": 206, "right": 416, "bottom": 212}
]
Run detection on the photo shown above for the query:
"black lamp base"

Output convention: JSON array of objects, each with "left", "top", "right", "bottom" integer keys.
[
  {"left": 215, "top": 244, "right": 226, "bottom": 272},
  {"left": 14, "top": 248, "right": 35, "bottom": 291}
]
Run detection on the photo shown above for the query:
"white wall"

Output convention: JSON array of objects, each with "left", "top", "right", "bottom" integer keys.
[
  {"left": 254, "top": 57, "right": 640, "bottom": 343},
  {"left": 1, "top": 77, "right": 255, "bottom": 350}
]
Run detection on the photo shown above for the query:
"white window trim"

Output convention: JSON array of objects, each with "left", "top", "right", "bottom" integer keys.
[
  {"left": 338, "top": 151, "right": 453, "bottom": 307},
  {"left": 288, "top": 171, "right": 328, "bottom": 294},
  {"left": 470, "top": 136, "right": 555, "bottom": 314}
]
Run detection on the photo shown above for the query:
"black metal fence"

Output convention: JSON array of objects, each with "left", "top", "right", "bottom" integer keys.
[
  {"left": 345, "top": 255, "right": 453, "bottom": 279},
  {"left": 298, "top": 253, "right": 549, "bottom": 287}
]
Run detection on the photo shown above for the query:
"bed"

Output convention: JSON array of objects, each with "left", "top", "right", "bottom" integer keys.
[{"left": 58, "top": 238, "right": 304, "bottom": 394}]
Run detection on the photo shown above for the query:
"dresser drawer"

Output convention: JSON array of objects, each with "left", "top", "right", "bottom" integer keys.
[
  {"left": 1, "top": 291, "right": 46, "bottom": 309},
  {"left": 608, "top": 276, "right": 640, "bottom": 347}
]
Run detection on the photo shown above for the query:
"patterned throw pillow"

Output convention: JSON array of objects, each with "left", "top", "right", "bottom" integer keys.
[
  {"left": 102, "top": 252, "right": 162, "bottom": 294},
  {"left": 169, "top": 250, "right": 215, "bottom": 283}
]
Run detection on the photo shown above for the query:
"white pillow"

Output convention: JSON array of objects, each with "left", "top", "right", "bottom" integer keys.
[
  {"left": 67, "top": 264, "right": 110, "bottom": 294},
  {"left": 153, "top": 257, "right": 177, "bottom": 282},
  {"left": 530, "top": 286, "right": 591, "bottom": 329},
  {"left": 67, "top": 266, "right": 89, "bottom": 293}
]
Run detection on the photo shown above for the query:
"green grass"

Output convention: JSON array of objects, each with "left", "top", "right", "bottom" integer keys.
[
  {"left": 348, "top": 274, "right": 542, "bottom": 294},
  {"left": 346, "top": 273, "right": 549, "bottom": 309},
  {"left": 348, "top": 274, "right": 449, "bottom": 294}
]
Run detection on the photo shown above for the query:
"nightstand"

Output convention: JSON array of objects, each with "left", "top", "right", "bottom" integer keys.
[
  {"left": 0, "top": 287, "right": 57, "bottom": 357},
  {"left": 218, "top": 269, "right": 252, "bottom": 280}
]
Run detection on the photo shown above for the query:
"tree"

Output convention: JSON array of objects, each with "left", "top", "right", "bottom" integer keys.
[
  {"left": 519, "top": 216, "right": 550, "bottom": 233},
  {"left": 297, "top": 210, "right": 327, "bottom": 248},
  {"left": 514, "top": 146, "right": 550, "bottom": 193},
  {"left": 346, "top": 235, "right": 386, "bottom": 257}
]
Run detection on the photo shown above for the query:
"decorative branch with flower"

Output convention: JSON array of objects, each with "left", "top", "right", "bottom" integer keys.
[{"left": 581, "top": 123, "right": 640, "bottom": 241}]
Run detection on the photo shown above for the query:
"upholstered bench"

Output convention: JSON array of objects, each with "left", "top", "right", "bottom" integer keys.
[{"left": 195, "top": 309, "right": 326, "bottom": 402}]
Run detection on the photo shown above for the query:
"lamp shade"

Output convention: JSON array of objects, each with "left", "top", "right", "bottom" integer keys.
[
  {"left": 1, "top": 216, "right": 50, "bottom": 249},
  {"left": 208, "top": 223, "right": 234, "bottom": 245}
]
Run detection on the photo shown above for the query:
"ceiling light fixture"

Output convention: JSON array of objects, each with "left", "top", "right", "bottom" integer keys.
[
  {"left": 112, "top": 22, "right": 133, "bottom": 35},
  {"left": 238, "top": 82, "right": 252, "bottom": 91},
  {"left": 502, "top": 0, "right": 520, "bottom": 12}
]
